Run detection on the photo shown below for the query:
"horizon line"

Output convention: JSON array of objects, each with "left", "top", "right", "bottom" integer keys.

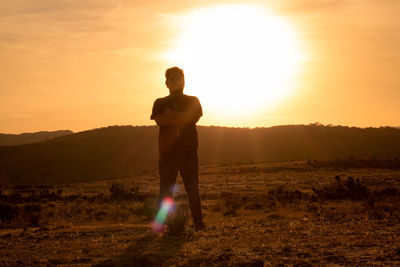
[{"left": 2, "top": 123, "right": 400, "bottom": 135}]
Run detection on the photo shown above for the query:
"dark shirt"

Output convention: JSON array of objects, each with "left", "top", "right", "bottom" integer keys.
[{"left": 151, "top": 93, "right": 202, "bottom": 154}]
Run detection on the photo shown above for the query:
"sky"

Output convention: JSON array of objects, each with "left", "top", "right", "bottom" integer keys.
[{"left": 1, "top": 0, "right": 399, "bottom": 133}]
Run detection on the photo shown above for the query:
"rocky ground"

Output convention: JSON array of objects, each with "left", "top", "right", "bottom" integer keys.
[{"left": 1, "top": 161, "right": 400, "bottom": 266}]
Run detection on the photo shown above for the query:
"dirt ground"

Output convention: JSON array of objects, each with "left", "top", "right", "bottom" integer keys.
[{"left": 1, "top": 161, "right": 400, "bottom": 266}]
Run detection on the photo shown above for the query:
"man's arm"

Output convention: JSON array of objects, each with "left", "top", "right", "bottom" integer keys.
[
  {"left": 153, "top": 109, "right": 199, "bottom": 126},
  {"left": 163, "top": 97, "right": 202, "bottom": 124},
  {"left": 151, "top": 97, "right": 202, "bottom": 126},
  {"left": 164, "top": 108, "right": 201, "bottom": 124},
  {"left": 151, "top": 98, "right": 175, "bottom": 126},
  {"left": 152, "top": 114, "right": 181, "bottom": 126}
]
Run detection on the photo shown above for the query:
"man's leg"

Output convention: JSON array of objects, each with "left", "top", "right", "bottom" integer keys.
[
  {"left": 179, "top": 150, "right": 203, "bottom": 227},
  {"left": 159, "top": 152, "right": 178, "bottom": 208}
]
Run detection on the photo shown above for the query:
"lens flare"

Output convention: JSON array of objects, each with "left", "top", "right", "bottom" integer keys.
[
  {"left": 151, "top": 197, "right": 175, "bottom": 233},
  {"left": 171, "top": 184, "right": 179, "bottom": 194}
]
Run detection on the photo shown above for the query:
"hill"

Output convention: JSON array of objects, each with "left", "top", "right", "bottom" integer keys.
[
  {"left": 1, "top": 124, "right": 400, "bottom": 184},
  {"left": 0, "top": 130, "right": 73, "bottom": 146}
]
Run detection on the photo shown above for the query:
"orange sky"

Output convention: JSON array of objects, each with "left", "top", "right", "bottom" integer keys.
[{"left": 1, "top": 0, "right": 399, "bottom": 133}]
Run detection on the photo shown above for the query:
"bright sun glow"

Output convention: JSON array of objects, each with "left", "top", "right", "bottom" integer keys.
[{"left": 164, "top": 4, "right": 306, "bottom": 122}]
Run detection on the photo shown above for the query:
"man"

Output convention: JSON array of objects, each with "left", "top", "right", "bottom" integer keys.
[{"left": 150, "top": 66, "right": 204, "bottom": 231}]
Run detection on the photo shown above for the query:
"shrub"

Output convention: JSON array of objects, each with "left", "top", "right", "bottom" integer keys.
[
  {"left": 6, "top": 192, "right": 23, "bottom": 203},
  {"left": 134, "top": 198, "right": 158, "bottom": 220},
  {"left": 309, "top": 157, "right": 400, "bottom": 169},
  {"left": 312, "top": 176, "right": 368, "bottom": 201},
  {"left": 109, "top": 183, "right": 141, "bottom": 201},
  {"left": 39, "top": 189, "right": 60, "bottom": 201},
  {"left": 166, "top": 203, "right": 189, "bottom": 234},
  {"left": 268, "top": 186, "right": 304, "bottom": 203},
  {"left": 24, "top": 203, "right": 42, "bottom": 214},
  {"left": 220, "top": 192, "right": 242, "bottom": 216},
  {"left": 0, "top": 203, "right": 18, "bottom": 223},
  {"left": 27, "top": 212, "right": 42, "bottom": 226},
  {"left": 23, "top": 203, "right": 42, "bottom": 226},
  {"left": 364, "top": 187, "right": 400, "bottom": 221},
  {"left": 95, "top": 211, "right": 108, "bottom": 221}
]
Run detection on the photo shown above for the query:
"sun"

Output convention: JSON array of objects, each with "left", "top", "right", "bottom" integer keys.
[{"left": 163, "top": 4, "right": 305, "bottom": 124}]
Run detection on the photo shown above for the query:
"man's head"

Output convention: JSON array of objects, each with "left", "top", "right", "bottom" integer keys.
[{"left": 165, "top": 66, "right": 185, "bottom": 94}]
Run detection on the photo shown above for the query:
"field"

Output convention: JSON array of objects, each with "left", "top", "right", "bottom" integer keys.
[{"left": 1, "top": 161, "right": 400, "bottom": 266}]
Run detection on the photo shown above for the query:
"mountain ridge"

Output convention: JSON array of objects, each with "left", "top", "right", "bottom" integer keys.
[
  {"left": 1, "top": 124, "right": 400, "bottom": 185},
  {"left": 0, "top": 130, "right": 73, "bottom": 146}
]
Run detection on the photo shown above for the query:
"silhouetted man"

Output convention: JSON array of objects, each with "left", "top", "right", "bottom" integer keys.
[{"left": 151, "top": 66, "right": 204, "bottom": 230}]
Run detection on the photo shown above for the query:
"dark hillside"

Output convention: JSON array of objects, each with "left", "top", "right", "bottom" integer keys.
[
  {"left": 1, "top": 125, "right": 400, "bottom": 184},
  {"left": 0, "top": 130, "right": 73, "bottom": 146},
  {"left": 198, "top": 125, "right": 400, "bottom": 164},
  {"left": 0, "top": 126, "right": 158, "bottom": 184}
]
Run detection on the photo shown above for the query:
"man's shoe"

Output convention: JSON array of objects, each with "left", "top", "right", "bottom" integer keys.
[{"left": 194, "top": 221, "right": 205, "bottom": 231}]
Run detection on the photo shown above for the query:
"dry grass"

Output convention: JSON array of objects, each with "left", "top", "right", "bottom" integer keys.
[
  {"left": 166, "top": 202, "right": 190, "bottom": 235},
  {"left": 0, "top": 161, "right": 399, "bottom": 265}
]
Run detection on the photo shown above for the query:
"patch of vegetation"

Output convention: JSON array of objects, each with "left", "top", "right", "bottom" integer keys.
[
  {"left": 309, "top": 176, "right": 400, "bottom": 222},
  {"left": 109, "top": 183, "right": 143, "bottom": 201},
  {"left": 23, "top": 203, "right": 43, "bottom": 226},
  {"left": 309, "top": 156, "right": 400, "bottom": 169},
  {"left": 133, "top": 198, "right": 158, "bottom": 220},
  {"left": 0, "top": 202, "right": 47, "bottom": 227},
  {"left": 0, "top": 203, "right": 18, "bottom": 223},
  {"left": 214, "top": 192, "right": 243, "bottom": 216},
  {"left": 220, "top": 165, "right": 313, "bottom": 175},
  {"left": 312, "top": 176, "right": 369, "bottom": 201},
  {"left": 0, "top": 182, "right": 159, "bottom": 228},
  {"left": 0, "top": 186, "right": 63, "bottom": 203},
  {"left": 267, "top": 186, "right": 305, "bottom": 203},
  {"left": 166, "top": 202, "right": 190, "bottom": 235}
]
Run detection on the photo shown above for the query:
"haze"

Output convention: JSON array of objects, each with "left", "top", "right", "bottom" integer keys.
[{"left": 1, "top": 0, "right": 399, "bottom": 133}]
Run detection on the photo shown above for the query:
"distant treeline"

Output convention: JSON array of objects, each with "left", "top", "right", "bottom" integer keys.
[
  {"left": 1, "top": 124, "right": 400, "bottom": 185},
  {"left": 0, "top": 130, "right": 73, "bottom": 146},
  {"left": 198, "top": 124, "right": 400, "bottom": 163}
]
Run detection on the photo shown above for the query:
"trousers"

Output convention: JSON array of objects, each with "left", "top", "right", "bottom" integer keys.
[{"left": 158, "top": 149, "right": 203, "bottom": 224}]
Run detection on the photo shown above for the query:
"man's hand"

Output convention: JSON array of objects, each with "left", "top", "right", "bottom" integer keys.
[
  {"left": 164, "top": 108, "right": 179, "bottom": 117},
  {"left": 165, "top": 108, "right": 201, "bottom": 124},
  {"left": 153, "top": 108, "right": 181, "bottom": 126},
  {"left": 153, "top": 114, "right": 179, "bottom": 126},
  {"left": 153, "top": 107, "right": 201, "bottom": 126}
]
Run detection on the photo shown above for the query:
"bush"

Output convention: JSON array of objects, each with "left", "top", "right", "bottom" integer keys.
[
  {"left": 27, "top": 212, "right": 42, "bottom": 226},
  {"left": 0, "top": 203, "right": 18, "bottom": 223},
  {"left": 312, "top": 176, "right": 368, "bottom": 201},
  {"left": 268, "top": 186, "right": 304, "bottom": 203},
  {"left": 309, "top": 157, "right": 400, "bottom": 169},
  {"left": 95, "top": 211, "right": 108, "bottom": 221},
  {"left": 166, "top": 203, "right": 189, "bottom": 234},
  {"left": 24, "top": 203, "right": 42, "bottom": 214},
  {"left": 109, "top": 183, "right": 141, "bottom": 201},
  {"left": 23, "top": 203, "right": 42, "bottom": 226},
  {"left": 364, "top": 187, "right": 400, "bottom": 221},
  {"left": 39, "top": 189, "right": 60, "bottom": 201},
  {"left": 134, "top": 198, "right": 158, "bottom": 220},
  {"left": 220, "top": 192, "right": 243, "bottom": 216}
]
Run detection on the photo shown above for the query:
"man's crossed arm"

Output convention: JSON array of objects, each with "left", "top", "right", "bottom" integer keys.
[{"left": 153, "top": 108, "right": 201, "bottom": 127}]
